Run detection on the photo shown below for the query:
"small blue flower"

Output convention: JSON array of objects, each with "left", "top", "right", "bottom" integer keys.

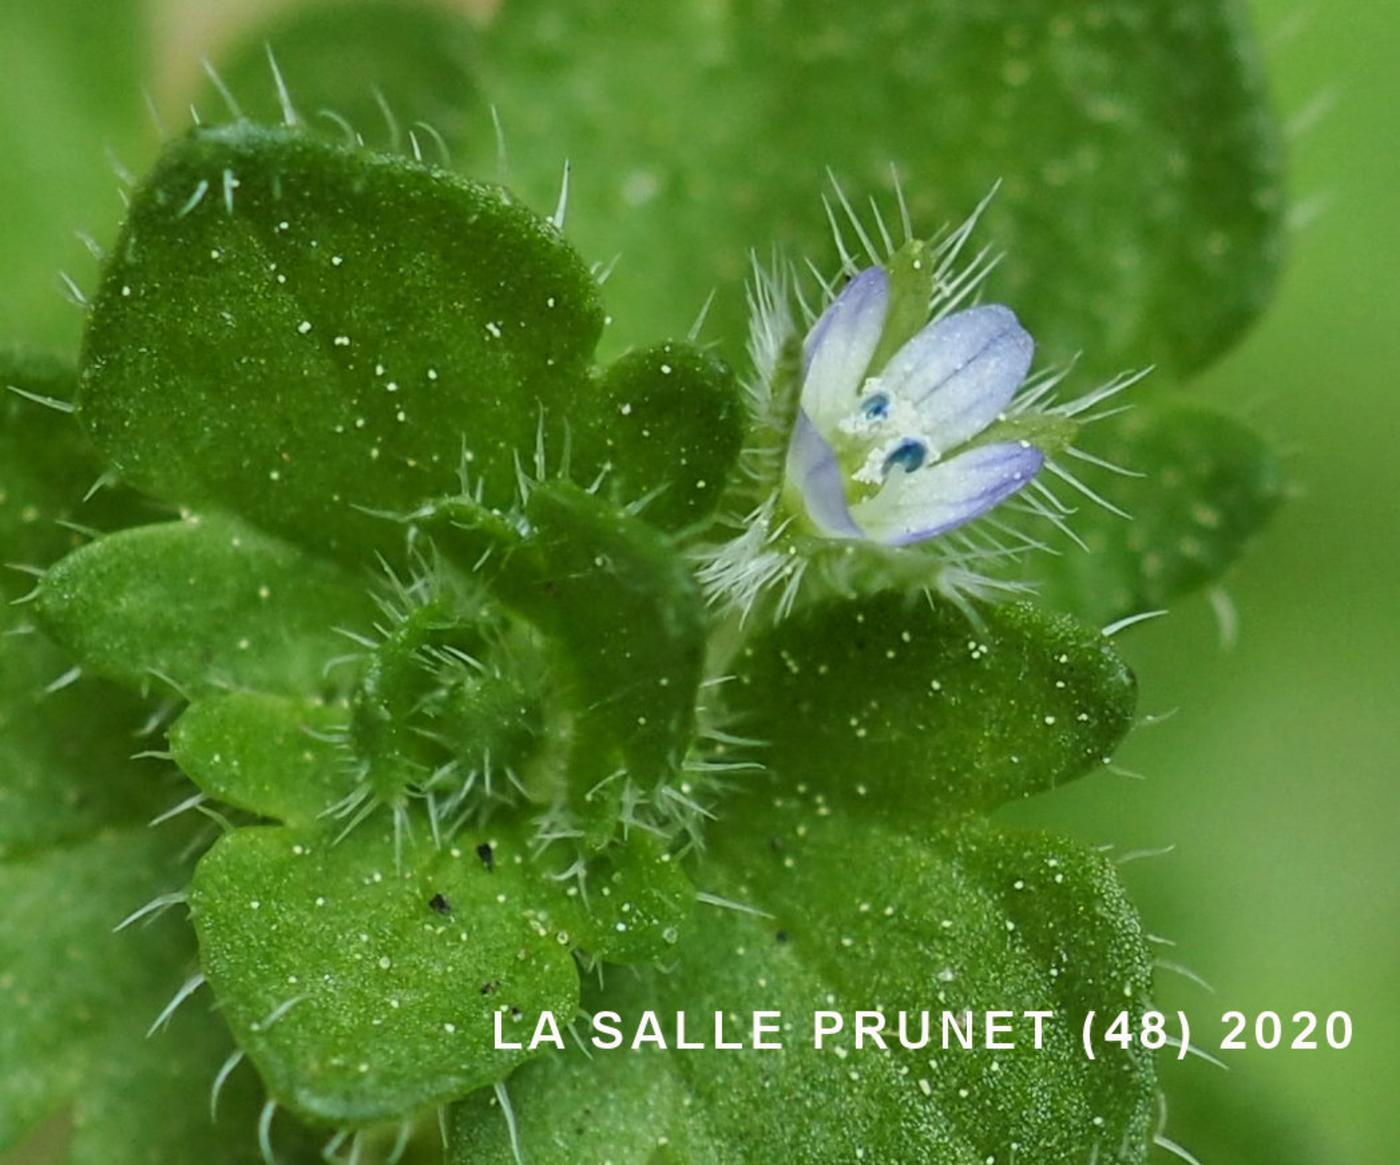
[{"left": 785, "top": 264, "right": 1044, "bottom": 546}]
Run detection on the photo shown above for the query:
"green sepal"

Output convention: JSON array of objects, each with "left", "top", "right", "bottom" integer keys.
[
  {"left": 732, "top": 593, "right": 1136, "bottom": 820},
  {"left": 37, "top": 513, "right": 377, "bottom": 697},
  {"left": 78, "top": 123, "right": 603, "bottom": 558},
  {"left": 867, "top": 240, "right": 937, "bottom": 373},
  {"left": 426, "top": 481, "right": 707, "bottom": 842}
]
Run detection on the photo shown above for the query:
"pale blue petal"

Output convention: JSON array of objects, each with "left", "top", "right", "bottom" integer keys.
[
  {"left": 850, "top": 441, "right": 1044, "bottom": 546},
  {"left": 879, "top": 305, "right": 1033, "bottom": 455},
  {"left": 785, "top": 409, "right": 863, "bottom": 539},
  {"left": 800, "top": 267, "right": 890, "bottom": 434}
]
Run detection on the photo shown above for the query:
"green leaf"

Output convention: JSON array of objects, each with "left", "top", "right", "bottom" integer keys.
[
  {"left": 189, "top": 822, "right": 581, "bottom": 1126},
  {"left": 508, "top": 484, "right": 707, "bottom": 789},
  {"left": 573, "top": 341, "right": 745, "bottom": 533},
  {"left": 0, "top": 349, "right": 153, "bottom": 600},
  {"left": 471, "top": 0, "right": 1284, "bottom": 378},
  {"left": 170, "top": 691, "right": 355, "bottom": 826},
  {"left": 0, "top": 829, "right": 194, "bottom": 1150},
  {"left": 451, "top": 816, "right": 1155, "bottom": 1164},
  {"left": 78, "top": 124, "right": 604, "bottom": 558},
  {"left": 1030, "top": 404, "right": 1286, "bottom": 625},
  {"left": 0, "top": 605, "right": 168, "bottom": 859},
  {"left": 732, "top": 594, "right": 1136, "bottom": 821},
  {"left": 37, "top": 513, "right": 376, "bottom": 697},
  {"left": 204, "top": 0, "right": 482, "bottom": 158},
  {"left": 552, "top": 834, "right": 694, "bottom": 966}
]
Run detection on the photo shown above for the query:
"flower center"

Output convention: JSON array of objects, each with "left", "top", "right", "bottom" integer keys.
[
  {"left": 882, "top": 437, "right": 927, "bottom": 476},
  {"left": 859, "top": 390, "right": 891, "bottom": 421}
]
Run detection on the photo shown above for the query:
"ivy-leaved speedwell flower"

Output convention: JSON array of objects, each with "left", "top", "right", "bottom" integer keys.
[
  {"left": 700, "top": 193, "right": 1147, "bottom": 618},
  {"left": 785, "top": 264, "right": 1043, "bottom": 546}
]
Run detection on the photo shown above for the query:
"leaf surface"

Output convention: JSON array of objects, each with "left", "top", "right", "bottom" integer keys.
[
  {"left": 38, "top": 513, "right": 376, "bottom": 697},
  {"left": 470, "top": 0, "right": 1284, "bottom": 378},
  {"left": 451, "top": 816, "right": 1155, "bottom": 1163},
  {"left": 79, "top": 124, "right": 603, "bottom": 558},
  {"left": 732, "top": 594, "right": 1137, "bottom": 820}
]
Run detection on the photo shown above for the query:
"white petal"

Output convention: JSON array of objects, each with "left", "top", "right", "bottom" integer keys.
[
  {"left": 800, "top": 267, "right": 890, "bottom": 434},
  {"left": 879, "top": 305, "right": 1033, "bottom": 455},
  {"left": 850, "top": 441, "right": 1044, "bottom": 546},
  {"left": 785, "top": 409, "right": 863, "bottom": 538}
]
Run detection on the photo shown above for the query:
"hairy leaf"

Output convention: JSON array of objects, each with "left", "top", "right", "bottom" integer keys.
[
  {"left": 552, "top": 834, "right": 695, "bottom": 966},
  {"left": 732, "top": 594, "right": 1136, "bottom": 820},
  {"left": 204, "top": 0, "right": 481, "bottom": 158},
  {"left": 37, "top": 513, "right": 376, "bottom": 697},
  {"left": 171, "top": 691, "right": 355, "bottom": 826},
  {"left": 189, "top": 822, "right": 581, "bottom": 1126},
  {"left": 573, "top": 341, "right": 745, "bottom": 533},
  {"left": 0, "top": 829, "right": 194, "bottom": 1150},
  {"left": 451, "top": 816, "right": 1155, "bottom": 1163},
  {"left": 0, "top": 349, "right": 154, "bottom": 600},
  {"left": 79, "top": 124, "right": 604, "bottom": 558},
  {"left": 0, "top": 604, "right": 169, "bottom": 859},
  {"left": 428, "top": 482, "right": 707, "bottom": 840},
  {"left": 69, "top": 978, "right": 327, "bottom": 1165}
]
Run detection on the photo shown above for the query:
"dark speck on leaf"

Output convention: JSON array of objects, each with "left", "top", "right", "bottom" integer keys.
[
  {"left": 429, "top": 893, "right": 452, "bottom": 915},
  {"left": 480, "top": 979, "right": 500, "bottom": 995},
  {"left": 476, "top": 842, "right": 495, "bottom": 871},
  {"left": 775, "top": 929, "right": 789, "bottom": 944}
]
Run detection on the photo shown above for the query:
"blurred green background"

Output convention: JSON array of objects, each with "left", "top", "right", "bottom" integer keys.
[
  {"left": 1, "top": 0, "right": 1395, "bottom": 1161},
  {"left": 1004, "top": 2, "right": 1400, "bottom": 1160}
]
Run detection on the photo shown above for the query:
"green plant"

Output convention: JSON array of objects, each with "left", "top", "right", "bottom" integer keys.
[{"left": 0, "top": 2, "right": 1288, "bottom": 1162}]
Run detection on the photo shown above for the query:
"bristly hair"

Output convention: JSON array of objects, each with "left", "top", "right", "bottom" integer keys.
[{"left": 695, "top": 172, "right": 1149, "bottom": 624}]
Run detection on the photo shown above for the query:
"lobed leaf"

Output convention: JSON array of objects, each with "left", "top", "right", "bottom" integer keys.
[
  {"left": 189, "top": 822, "right": 581, "bottom": 1126},
  {"left": 69, "top": 982, "right": 327, "bottom": 1165},
  {"left": 732, "top": 593, "right": 1137, "bottom": 821},
  {"left": 78, "top": 123, "right": 604, "bottom": 558},
  {"left": 0, "top": 829, "right": 195, "bottom": 1150},
  {"left": 550, "top": 834, "right": 695, "bottom": 966},
  {"left": 0, "top": 349, "right": 153, "bottom": 600},
  {"left": 451, "top": 814, "right": 1155, "bottom": 1163},
  {"left": 170, "top": 690, "right": 355, "bottom": 826},
  {"left": 572, "top": 341, "right": 745, "bottom": 533},
  {"left": 428, "top": 482, "right": 708, "bottom": 840},
  {"left": 37, "top": 513, "right": 377, "bottom": 697},
  {"left": 0, "top": 604, "right": 170, "bottom": 859}
]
